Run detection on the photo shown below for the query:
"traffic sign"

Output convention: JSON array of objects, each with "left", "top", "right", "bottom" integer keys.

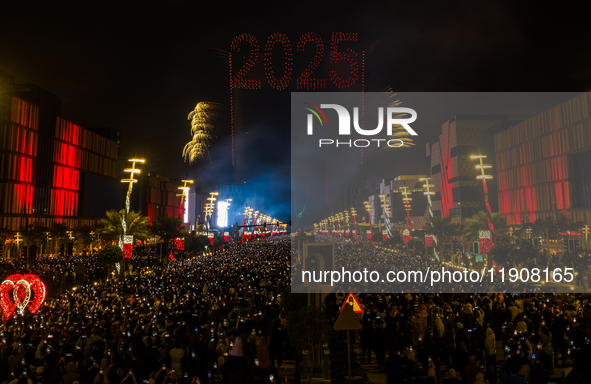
[{"left": 339, "top": 293, "right": 363, "bottom": 314}]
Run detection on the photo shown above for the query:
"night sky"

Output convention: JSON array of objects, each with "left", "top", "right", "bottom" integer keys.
[{"left": 1, "top": 1, "right": 591, "bottom": 222}]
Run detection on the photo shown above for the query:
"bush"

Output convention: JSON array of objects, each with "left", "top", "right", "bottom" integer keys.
[{"left": 97, "top": 244, "right": 123, "bottom": 265}]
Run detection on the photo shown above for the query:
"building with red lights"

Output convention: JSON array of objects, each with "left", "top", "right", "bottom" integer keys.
[
  {"left": 427, "top": 116, "right": 524, "bottom": 223},
  {"left": 141, "top": 173, "right": 183, "bottom": 225},
  {"left": 495, "top": 93, "right": 591, "bottom": 225},
  {"left": 0, "top": 70, "right": 120, "bottom": 230}
]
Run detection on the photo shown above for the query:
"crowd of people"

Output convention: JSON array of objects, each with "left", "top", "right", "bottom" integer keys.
[
  {"left": 2, "top": 233, "right": 591, "bottom": 384},
  {"left": 0, "top": 236, "right": 290, "bottom": 384},
  {"left": 326, "top": 291, "right": 591, "bottom": 384}
]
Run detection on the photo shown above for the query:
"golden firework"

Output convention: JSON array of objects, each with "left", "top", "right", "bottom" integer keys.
[{"left": 183, "top": 102, "right": 220, "bottom": 163}]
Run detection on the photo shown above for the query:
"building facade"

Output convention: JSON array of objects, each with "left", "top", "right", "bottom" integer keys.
[
  {"left": 0, "top": 71, "right": 120, "bottom": 230},
  {"left": 495, "top": 93, "right": 591, "bottom": 225},
  {"left": 427, "top": 116, "right": 524, "bottom": 223}
]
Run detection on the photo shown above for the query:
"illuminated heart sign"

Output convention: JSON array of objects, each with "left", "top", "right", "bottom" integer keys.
[{"left": 0, "top": 274, "right": 46, "bottom": 322}]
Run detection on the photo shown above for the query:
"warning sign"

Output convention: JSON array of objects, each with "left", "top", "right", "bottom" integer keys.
[{"left": 339, "top": 293, "right": 363, "bottom": 314}]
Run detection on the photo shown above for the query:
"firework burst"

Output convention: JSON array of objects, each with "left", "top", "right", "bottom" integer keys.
[{"left": 183, "top": 102, "right": 220, "bottom": 163}]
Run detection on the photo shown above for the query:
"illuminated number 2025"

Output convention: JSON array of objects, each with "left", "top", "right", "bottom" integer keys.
[
  {"left": 230, "top": 32, "right": 358, "bottom": 90},
  {"left": 296, "top": 32, "right": 325, "bottom": 89},
  {"left": 230, "top": 33, "right": 261, "bottom": 89},
  {"left": 264, "top": 33, "right": 293, "bottom": 90}
]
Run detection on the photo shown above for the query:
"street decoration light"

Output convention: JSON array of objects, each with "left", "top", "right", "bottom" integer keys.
[
  {"left": 471, "top": 154, "right": 498, "bottom": 270},
  {"left": 421, "top": 177, "right": 440, "bottom": 261},
  {"left": 583, "top": 225, "right": 590, "bottom": 249},
  {"left": 401, "top": 186, "right": 413, "bottom": 234},
  {"left": 0, "top": 274, "right": 46, "bottom": 322},
  {"left": 351, "top": 208, "right": 358, "bottom": 240},
  {"left": 379, "top": 194, "right": 392, "bottom": 241},
  {"left": 120, "top": 158, "right": 144, "bottom": 260},
  {"left": 364, "top": 202, "right": 374, "bottom": 244},
  {"left": 177, "top": 179, "right": 194, "bottom": 223}
]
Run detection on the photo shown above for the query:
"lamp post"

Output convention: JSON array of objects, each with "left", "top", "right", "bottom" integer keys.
[
  {"left": 470, "top": 154, "right": 495, "bottom": 238},
  {"left": 401, "top": 186, "right": 413, "bottom": 233},
  {"left": 351, "top": 208, "right": 358, "bottom": 241},
  {"left": 177, "top": 179, "right": 194, "bottom": 225},
  {"left": 583, "top": 225, "right": 590, "bottom": 249},
  {"left": 223, "top": 197, "right": 232, "bottom": 241},
  {"left": 420, "top": 177, "right": 440, "bottom": 260},
  {"left": 206, "top": 191, "right": 219, "bottom": 234},
  {"left": 120, "top": 158, "right": 144, "bottom": 253}
]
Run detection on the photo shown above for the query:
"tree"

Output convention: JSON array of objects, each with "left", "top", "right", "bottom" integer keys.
[
  {"left": 73, "top": 225, "right": 95, "bottom": 255},
  {"left": 50, "top": 223, "right": 68, "bottom": 254},
  {"left": 509, "top": 238, "right": 539, "bottom": 266},
  {"left": 185, "top": 235, "right": 210, "bottom": 253},
  {"left": 406, "top": 237, "right": 426, "bottom": 254},
  {"left": 424, "top": 216, "right": 460, "bottom": 258},
  {"left": 463, "top": 211, "right": 509, "bottom": 244},
  {"left": 287, "top": 306, "right": 331, "bottom": 384},
  {"left": 152, "top": 215, "right": 185, "bottom": 254},
  {"left": 489, "top": 242, "right": 515, "bottom": 268},
  {"left": 384, "top": 230, "right": 402, "bottom": 247},
  {"left": 98, "top": 209, "right": 150, "bottom": 243},
  {"left": 96, "top": 244, "right": 123, "bottom": 266}
]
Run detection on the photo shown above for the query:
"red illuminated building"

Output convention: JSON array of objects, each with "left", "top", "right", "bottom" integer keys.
[
  {"left": 427, "top": 116, "right": 523, "bottom": 223},
  {"left": 0, "top": 70, "right": 120, "bottom": 230},
  {"left": 495, "top": 93, "right": 591, "bottom": 225},
  {"left": 427, "top": 94, "right": 591, "bottom": 228},
  {"left": 142, "top": 173, "right": 183, "bottom": 225}
]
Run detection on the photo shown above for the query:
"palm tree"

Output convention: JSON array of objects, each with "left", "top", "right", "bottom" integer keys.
[
  {"left": 463, "top": 211, "right": 509, "bottom": 245},
  {"left": 510, "top": 238, "right": 539, "bottom": 267},
  {"left": 424, "top": 216, "right": 460, "bottom": 259},
  {"left": 152, "top": 215, "right": 185, "bottom": 258},
  {"left": 50, "top": 223, "right": 68, "bottom": 255},
  {"left": 72, "top": 225, "right": 95, "bottom": 255},
  {"left": 98, "top": 209, "right": 150, "bottom": 244}
]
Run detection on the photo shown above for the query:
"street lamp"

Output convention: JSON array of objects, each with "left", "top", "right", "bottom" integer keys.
[
  {"left": 206, "top": 191, "right": 219, "bottom": 233},
  {"left": 470, "top": 154, "right": 495, "bottom": 236},
  {"left": 121, "top": 159, "right": 145, "bottom": 214},
  {"left": 401, "top": 186, "right": 413, "bottom": 233},
  {"left": 177, "top": 179, "right": 194, "bottom": 224},
  {"left": 471, "top": 155, "right": 496, "bottom": 259},
  {"left": 120, "top": 158, "right": 144, "bottom": 263}
]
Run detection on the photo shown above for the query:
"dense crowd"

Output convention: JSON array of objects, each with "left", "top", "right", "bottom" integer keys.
[
  {"left": 3, "top": 234, "right": 591, "bottom": 384},
  {"left": 0, "top": 236, "right": 290, "bottom": 384},
  {"left": 330, "top": 291, "right": 591, "bottom": 384},
  {"left": 300, "top": 235, "right": 567, "bottom": 293}
]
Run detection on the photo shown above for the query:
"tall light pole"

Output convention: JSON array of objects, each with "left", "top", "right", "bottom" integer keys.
[
  {"left": 421, "top": 177, "right": 439, "bottom": 260},
  {"left": 121, "top": 159, "right": 144, "bottom": 214},
  {"left": 471, "top": 155, "right": 496, "bottom": 261},
  {"left": 401, "top": 186, "right": 413, "bottom": 233},
  {"left": 351, "top": 208, "right": 358, "bottom": 240},
  {"left": 206, "top": 191, "right": 219, "bottom": 233},
  {"left": 120, "top": 158, "right": 144, "bottom": 245},
  {"left": 223, "top": 197, "right": 232, "bottom": 241},
  {"left": 471, "top": 154, "right": 495, "bottom": 237},
  {"left": 177, "top": 179, "right": 194, "bottom": 224}
]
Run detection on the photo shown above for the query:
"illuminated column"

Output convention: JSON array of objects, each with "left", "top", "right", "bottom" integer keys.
[
  {"left": 351, "top": 208, "right": 358, "bottom": 240},
  {"left": 344, "top": 210, "right": 350, "bottom": 237},
  {"left": 470, "top": 155, "right": 495, "bottom": 242},
  {"left": 121, "top": 159, "right": 144, "bottom": 214},
  {"left": 206, "top": 191, "right": 219, "bottom": 233},
  {"left": 401, "top": 186, "right": 413, "bottom": 233},
  {"left": 421, "top": 177, "right": 439, "bottom": 261},
  {"left": 120, "top": 158, "right": 144, "bottom": 254},
  {"left": 177, "top": 179, "right": 194, "bottom": 224}
]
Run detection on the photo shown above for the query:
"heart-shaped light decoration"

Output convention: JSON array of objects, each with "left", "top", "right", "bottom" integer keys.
[{"left": 0, "top": 274, "right": 46, "bottom": 323}]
